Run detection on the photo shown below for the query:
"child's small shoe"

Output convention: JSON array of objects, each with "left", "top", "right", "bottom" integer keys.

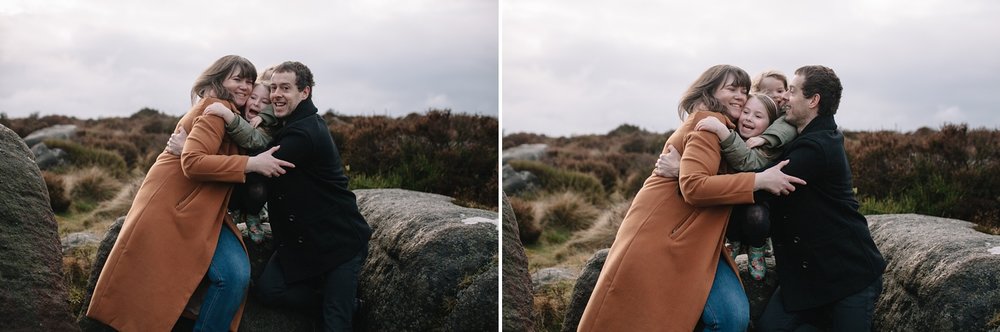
[
  {"left": 246, "top": 213, "right": 265, "bottom": 244},
  {"left": 728, "top": 241, "right": 742, "bottom": 260},
  {"left": 233, "top": 210, "right": 249, "bottom": 238},
  {"left": 749, "top": 245, "right": 767, "bottom": 281}
]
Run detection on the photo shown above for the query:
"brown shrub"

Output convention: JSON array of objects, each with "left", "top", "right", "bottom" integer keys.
[
  {"left": 42, "top": 171, "right": 71, "bottom": 213},
  {"left": 335, "top": 110, "right": 498, "bottom": 208},
  {"left": 509, "top": 197, "right": 541, "bottom": 245},
  {"left": 502, "top": 132, "right": 549, "bottom": 150}
]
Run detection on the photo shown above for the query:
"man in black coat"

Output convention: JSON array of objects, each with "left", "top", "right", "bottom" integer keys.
[
  {"left": 756, "top": 65, "right": 887, "bottom": 331},
  {"left": 256, "top": 61, "right": 373, "bottom": 331}
]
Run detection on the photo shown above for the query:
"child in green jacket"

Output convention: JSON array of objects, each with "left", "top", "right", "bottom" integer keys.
[
  {"left": 694, "top": 92, "right": 792, "bottom": 280},
  {"left": 202, "top": 82, "right": 282, "bottom": 243}
]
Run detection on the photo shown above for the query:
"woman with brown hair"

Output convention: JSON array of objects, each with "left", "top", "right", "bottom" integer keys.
[
  {"left": 578, "top": 64, "right": 804, "bottom": 331},
  {"left": 87, "top": 55, "right": 293, "bottom": 331}
]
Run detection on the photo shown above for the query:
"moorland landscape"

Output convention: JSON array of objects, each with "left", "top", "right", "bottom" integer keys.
[{"left": 502, "top": 123, "right": 1000, "bottom": 331}]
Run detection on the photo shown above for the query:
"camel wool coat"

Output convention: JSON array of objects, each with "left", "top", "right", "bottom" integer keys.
[
  {"left": 87, "top": 97, "right": 250, "bottom": 331},
  {"left": 578, "top": 110, "right": 757, "bottom": 332}
]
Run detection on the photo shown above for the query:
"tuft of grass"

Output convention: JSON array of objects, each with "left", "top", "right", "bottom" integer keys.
[
  {"left": 988, "top": 310, "right": 1000, "bottom": 330},
  {"left": 65, "top": 167, "right": 122, "bottom": 207},
  {"left": 78, "top": 176, "right": 141, "bottom": 231},
  {"left": 538, "top": 192, "right": 599, "bottom": 234},
  {"left": 63, "top": 245, "right": 97, "bottom": 316},
  {"left": 348, "top": 172, "right": 403, "bottom": 190},
  {"left": 555, "top": 200, "right": 629, "bottom": 260},
  {"left": 532, "top": 280, "right": 575, "bottom": 332},
  {"left": 858, "top": 195, "right": 916, "bottom": 215}
]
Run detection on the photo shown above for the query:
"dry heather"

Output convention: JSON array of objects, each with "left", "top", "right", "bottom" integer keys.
[
  {"left": 509, "top": 196, "right": 541, "bottom": 244},
  {"left": 505, "top": 122, "right": 1000, "bottom": 331}
]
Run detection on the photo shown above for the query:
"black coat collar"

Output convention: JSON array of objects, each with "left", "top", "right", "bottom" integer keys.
[
  {"left": 283, "top": 98, "right": 318, "bottom": 125},
  {"left": 800, "top": 114, "right": 838, "bottom": 135}
]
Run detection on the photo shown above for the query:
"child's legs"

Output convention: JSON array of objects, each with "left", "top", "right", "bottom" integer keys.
[
  {"left": 742, "top": 203, "right": 770, "bottom": 247},
  {"left": 241, "top": 173, "right": 268, "bottom": 214}
]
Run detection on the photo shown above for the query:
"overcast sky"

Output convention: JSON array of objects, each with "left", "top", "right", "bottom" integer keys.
[
  {"left": 0, "top": 0, "right": 497, "bottom": 120},
  {"left": 503, "top": 0, "right": 1000, "bottom": 136}
]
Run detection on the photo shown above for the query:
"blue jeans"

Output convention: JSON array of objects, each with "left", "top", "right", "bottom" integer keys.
[
  {"left": 195, "top": 227, "right": 250, "bottom": 331},
  {"left": 701, "top": 256, "right": 750, "bottom": 332},
  {"left": 757, "top": 276, "right": 882, "bottom": 332}
]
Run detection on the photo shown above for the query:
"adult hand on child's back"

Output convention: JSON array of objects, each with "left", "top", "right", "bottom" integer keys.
[
  {"left": 246, "top": 146, "right": 295, "bottom": 177},
  {"left": 754, "top": 160, "right": 806, "bottom": 195}
]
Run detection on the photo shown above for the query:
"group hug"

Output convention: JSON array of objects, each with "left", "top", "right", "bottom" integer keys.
[
  {"left": 578, "top": 65, "right": 886, "bottom": 331},
  {"left": 86, "top": 55, "right": 372, "bottom": 331},
  {"left": 78, "top": 55, "right": 885, "bottom": 332}
]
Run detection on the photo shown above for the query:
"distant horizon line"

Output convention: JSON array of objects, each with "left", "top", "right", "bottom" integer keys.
[
  {"left": 1, "top": 106, "right": 497, "bottom": 121},
  {"left": 502, "top": 121, "right": 1000, "bottom": 138}
]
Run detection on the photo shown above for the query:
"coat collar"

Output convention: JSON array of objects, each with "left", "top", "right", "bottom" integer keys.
[
  {"left": 800, "top": 114, "right": 838, "bottom": 135},
  {"left": 283, "top": 98, "right": 318, "bottom": 125}
]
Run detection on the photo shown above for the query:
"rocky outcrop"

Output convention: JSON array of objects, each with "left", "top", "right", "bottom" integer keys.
[
  {"left": 561, "top": 215, "right": 1000, "bottom": 331},
  {"left": 77, "top": 217, "right": 123, "bottom": 332},
  {"left": 32, "top": 142, "right": 69, "bottom": 170},
  {"left": 502, "top": 143, "right": 547, "bottom": 164},
  {"left": 0, "top": 124, "right": 78, "bottom": 331},
  {"left": 354, "top": 189, "right": 498, "bottom": 331},
  {"left": 561, "top": 248, "right": 607, "bottom": 332},
  {"left": 80, "top": 189, "right": 499, "bottom": 331},
  {"left": 23, "top": 124, "right": 77, "bottom": 147},
  {"left": 502, "top": 192, "right": 535, "bottom": 331},
  {"left": 502, "top": 164, "right": 539, "bottom": 195},
  {"left": 531, "top": 268, "right": 577, "bottom": 289},
  {"left": 869, "top": 214, "right": 1000, "bottom": 331},
  {"left": 61, "top": 232, "right": 101, "bottom": 255}
]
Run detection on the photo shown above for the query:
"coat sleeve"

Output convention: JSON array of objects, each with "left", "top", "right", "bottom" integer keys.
[
  {"left": 761, "top": 116, "right": 797, "bottom": 148},
  {"left": 719, "top": 131, "right": 771, "bottom": 171},
  {"left": 678, "top": 113, "right": 756, "bottom": 207},
  {"left": 270, "top": 127, "right": 314, "bottom": 166},
  {"left": 180, "top": 99, "right": 249, "bottom": 183},
  {"left": 225, "top": 115, "right": 272, "bottom": 150}
]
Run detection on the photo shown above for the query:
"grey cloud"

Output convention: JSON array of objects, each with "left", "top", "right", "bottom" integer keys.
[{"left": 0, "top": 1, "right": 497, "bottom": 119}]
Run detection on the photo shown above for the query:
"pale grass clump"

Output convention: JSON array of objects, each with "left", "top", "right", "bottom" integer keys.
[
  {"left": 79, "top": 175, "right": 142, "bottom": 231},
  {"left": 537, "top": 191, "right": 599, "bottom": 233},
  {"left": 64, "top": 166, "right": 123, "bottom": 205},
  {"left": 555, "top": 199, "right": 630, "bottom": 260}
]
